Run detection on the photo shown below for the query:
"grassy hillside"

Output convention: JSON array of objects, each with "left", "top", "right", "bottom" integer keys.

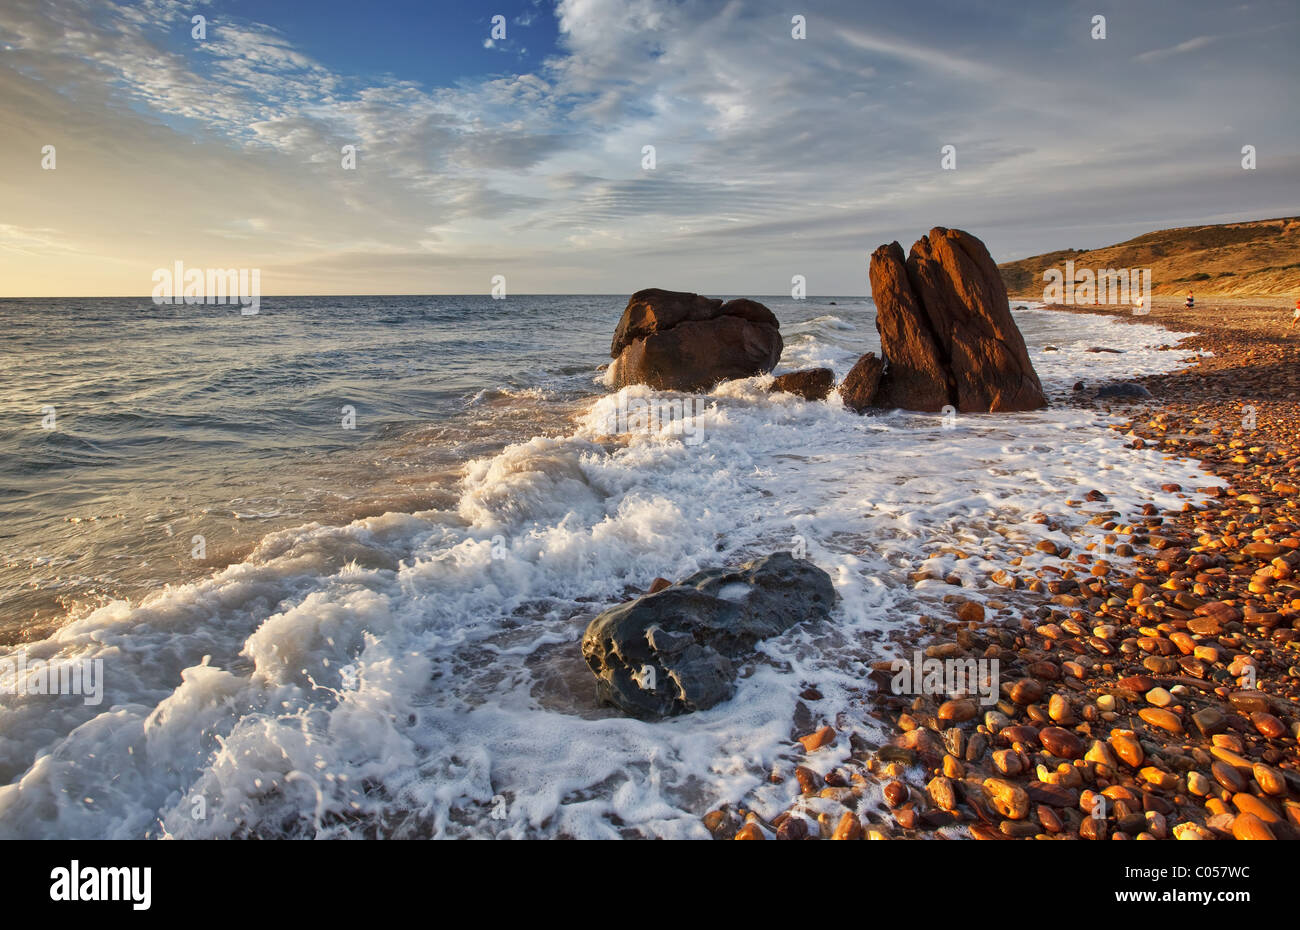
[{"left": 999, "top": 217, "right": 1300, "bottom": 298}]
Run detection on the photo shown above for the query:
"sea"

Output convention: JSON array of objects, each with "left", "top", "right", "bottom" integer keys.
[{"left": 0, "top": 294, "right": 1216, "bottom": 838}]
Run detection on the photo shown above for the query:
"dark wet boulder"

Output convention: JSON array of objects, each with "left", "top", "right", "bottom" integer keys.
[
  {"left": 581, "top": 552, "right": 835, "bottom": 718},
  {"left": 769, "top": 367, "right": 835, "bottom": 400},
  {"left": 608, "top": 289, "right": 782, "bottom": 392}
]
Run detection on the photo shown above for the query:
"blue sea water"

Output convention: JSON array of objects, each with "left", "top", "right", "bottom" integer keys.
[
  {"left": 0, "top": 295, "right": 1212, "bottom": 838},
  {"left": 0, "top": 295, "right": 694, "bottom": 636}
]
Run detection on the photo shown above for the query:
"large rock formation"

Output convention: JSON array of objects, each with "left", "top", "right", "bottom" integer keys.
[
  {"left": 868, "top": 243, "right": 952, "bottom": 411},
  {"left": 862, "top": 228, "right": 1047, "bottom": 412},
  {"left": 608, "top": 289, "right": 783, "bottom": 392},
  {"left": 581, "top": 552, "right": 835, "bottom": 718}
]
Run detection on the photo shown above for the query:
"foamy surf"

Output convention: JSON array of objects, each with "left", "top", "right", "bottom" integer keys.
[{"left": 0, "top": 306, "right": 1219, "bottom": 839}]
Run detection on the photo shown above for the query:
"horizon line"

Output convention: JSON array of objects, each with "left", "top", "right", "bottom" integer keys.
[{"left": 0, "top": 293, "right": 876, "bottom": 300}]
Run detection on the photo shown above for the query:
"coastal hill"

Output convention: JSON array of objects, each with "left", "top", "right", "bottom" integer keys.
[{"left": 998, "top": 216, "right": 1300, "bottom": 298}]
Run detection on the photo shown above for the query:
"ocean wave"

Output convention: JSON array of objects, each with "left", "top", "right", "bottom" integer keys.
[
  {"left": 796, "top": 313, "right": 855, "bottom": 329},
  {"left": 0, "top": 309, "right": 1212, "bottom": 839}
]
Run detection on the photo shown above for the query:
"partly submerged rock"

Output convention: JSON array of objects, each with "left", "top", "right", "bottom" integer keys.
[
  {"left": 607, "top": 288, "right": 782, "bottom": 392},
  {"left": 867, "top": 228, "right": 1047, "bottom": 412},
  {"left": 769, "top": 367, "right": 835, "bottom": 400},
  {"left": 837, "top": 352, "right": 884, "bottom": 412},
  {"left": 581, "top": 552, "right": 836, "bottom": 718}
]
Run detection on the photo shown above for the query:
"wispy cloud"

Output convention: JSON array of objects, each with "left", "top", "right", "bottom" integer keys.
[
  {"left": 0, "top": 0, "right": 1296, "bottom": 295},
  {"left": 0, "top": 223, "right": 81, "bottom": 256},
  {"left": 1135, "top": 35, "right": 1216, "bottom": 62}
]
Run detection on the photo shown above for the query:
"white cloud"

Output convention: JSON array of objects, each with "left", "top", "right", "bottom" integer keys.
[
  {"left": 0, "top": 0, "right": 1296, "bottom": 295},
  {"left": 1135, "top": 35, "right": 1216, "bottom": 62},
  {"left": 0, "top": 224, "right": 80, "bottom": 256}
]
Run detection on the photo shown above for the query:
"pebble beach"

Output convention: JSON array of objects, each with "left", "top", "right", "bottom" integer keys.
[{"left": 706, "top": 296, "right": 1300, "bottom": 840}]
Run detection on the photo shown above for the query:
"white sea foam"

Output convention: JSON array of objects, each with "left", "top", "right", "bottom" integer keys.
[{"left": 0, "top": 307, "right": 1219, "bottom": 839}]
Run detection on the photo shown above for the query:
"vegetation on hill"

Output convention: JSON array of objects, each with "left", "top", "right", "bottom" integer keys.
[{"left": 998, "top": 217, "right": 1300, "bottom": 298}]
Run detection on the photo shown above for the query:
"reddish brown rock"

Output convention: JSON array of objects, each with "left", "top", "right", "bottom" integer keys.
[
  {"left": 1040, "top": 726, "right": 1084, "bottom": 759},
  {"left": 837, "top": 352, "right": 885, "bottom": 412},
  {"left": 1026, "top": 782, "right": 1079, "bottom": 808},
  {"left": 1253, "top": 763, "right": 1288, "bottom": 796},
  {"left": 798, "top": 725, "right": 836, "bottom": 752},
  {"left": 1211, "top": 760, "right": 1246, "bottom": 793},
  {"left": 1228, "top": 692, "right": 1274, "bottom": 715},
  {"left": 1139, "top": 707, "right": 1184, "bottom": 735},
  {"left": 1080, "top": 816, "right": 1108, "bottom": 840},
  {"left": 1117, "top": 675, "right": 1159, "bottom": 693},
  {"left": 1192, "top": 707, "right": 1227, "bottom": 736},
  {"left": 608, "top": 289, "right": 782, "bottom": 391},
  {"left": 1232, "top": 792, "right": 1282, "bottom": 824},
  {"left": 1251, "top": 711, "right": 1286, "bottom": 739},
  {"left": 770, "top": 368, "right": 835, "bottom": 401},
  {"left": 868, "top": 242, "right": 951, "bottom": 411},
  {"left": 1233, "top": 811, "right": 1277, "bottom": 840},
  {"left": 938, "top": 698, "right": 977, "bottom": 724},
  {"left": 1110, "top": 732, "right": 1145, "bottom": 768},
  {"left": 831, "top": 810, "right": 863, "bottom": 840},
  {"left": 868, "top": 229, "right": 1047, "bottom": 413},
  {"left": 993, "top": 748, "right": 1024, "bottom": 776},
  {"left": 983, "top": 777, "right": 1030, "bottom": 820},
  {"left": 927, "top": 776, "right": 958, "bottom": 811},
  {"left": 1211, "top": 746, "right": 1254, "bottom": 772},
  {"left": 775, "top": 815, "right": 808, "bottom": 841},
  {"left": 794, "top": 765, "right": 819, "bottom": 794},
  {"left": 1140, "top": 766, "right": 1180, "bottom": 791},
  {"left": 1010, "top": 678, "right": 1045, "bottom": 705},
  {"left": 1001, "top": 725, "right": 1041, "bottom": 747}
]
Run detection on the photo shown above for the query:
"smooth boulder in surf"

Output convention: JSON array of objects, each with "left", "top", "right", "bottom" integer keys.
[
  {"left": 607, "top": 288, "right": 783, "bottom": 392},
  {"left": 581, "top": 552, "right": 835, "bottom": 718}
]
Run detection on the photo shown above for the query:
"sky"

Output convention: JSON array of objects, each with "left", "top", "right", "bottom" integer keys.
[{"left": 0, "top": 0, "right": 1297, "bottom": 296}]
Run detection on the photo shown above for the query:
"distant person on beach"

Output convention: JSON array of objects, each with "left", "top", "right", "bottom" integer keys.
[
  {"left": 1290, "top": 297, "right": 1300, "bottom": 334},
  {"left": 1185, "top": 292, "right": 1195, "bottom": 310}
]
